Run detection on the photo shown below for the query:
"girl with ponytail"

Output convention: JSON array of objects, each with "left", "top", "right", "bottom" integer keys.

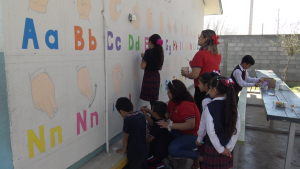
[
  {"left": 196, "top": 76, "right": 240, "bottom": 169},
  {"left": 140, "top": 34, "right": 164, "bottom": 126}
]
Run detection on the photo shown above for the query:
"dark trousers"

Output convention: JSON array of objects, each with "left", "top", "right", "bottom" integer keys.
[
  {"left": 123, "top": 158, "right": 147, "bottom": 169},
  {"left": 194, "top": 86, "right": 206, "bottom": 115}
]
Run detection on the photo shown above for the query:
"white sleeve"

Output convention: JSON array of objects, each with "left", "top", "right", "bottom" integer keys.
[
  {"left": 197, "top": 107, "right": 207, "bottom": 143},
  {"left": 233, "top": 69, "right": 255, "bottom": 87},
  {"left": 202, "top": 98, "right": 212, "bottom": 112},
  {"left": 206, "top": 108, "right": 225, "bottom": 154},
  {"left": 225, "top": 111, "right": 241, "bottom": 152},
  {"left": 245, "top": 71, "right": 259, "bottom": 83}
]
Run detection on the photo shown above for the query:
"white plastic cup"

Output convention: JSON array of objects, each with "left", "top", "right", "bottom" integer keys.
[
  {"left": 181, "top": 67, "right": 189, "bottom": 72},
  {"left": 264, "top": 85, "right": 268, "bottom": 90},
  {"left": 279, "top": 84, "right": 284, "bottom": 90}
]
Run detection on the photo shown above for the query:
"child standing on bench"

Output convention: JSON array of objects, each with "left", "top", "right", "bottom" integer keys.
[
  {"left": 196, "top": 76, "right": 240, "bottom": 169},
  {"left": 231, "top": 55, "right": 263, "bottom": 103}
]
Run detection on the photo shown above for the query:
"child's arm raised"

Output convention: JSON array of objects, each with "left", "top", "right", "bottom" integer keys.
[
  {"left": 117, "top": 134, "right": 129, "bottom": 154},
  {"left": 141, "top": 106, "right": 154, "bottom": 126},
  {"left": 225, "top": 111, "right": 241, "bottom": 152}
]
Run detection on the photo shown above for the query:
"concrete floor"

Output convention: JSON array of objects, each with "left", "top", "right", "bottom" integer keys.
[{"left": 79, "top": 88, "right": 300, "bottom": 169}]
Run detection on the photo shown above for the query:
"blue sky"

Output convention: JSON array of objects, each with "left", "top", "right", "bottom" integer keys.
[{"left": 205, "top": 0, "right": 300, "bottom": 35}]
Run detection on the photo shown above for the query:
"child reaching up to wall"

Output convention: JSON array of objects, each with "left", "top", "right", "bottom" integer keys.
[
  {"left": 115, "top": 97, "right": 148, "bottom": 169},
  {"left": 141, "top": 101, "right": 170, "bottom": 169},
  {"left": 196, "top": 76, "right": 240, "bottom": 169}
]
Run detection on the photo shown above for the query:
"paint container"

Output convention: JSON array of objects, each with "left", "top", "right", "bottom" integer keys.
[
  {"left": 279, "top": 84, "right": 284, "bottom": 90},
  {"left": 181, "top": 67, "right": 189, "bottom": 72},
  {"left": 263, "top": 81, "right": 268, "bottom": 90},
  {"left": 273, "top": 101, "right": 287, "bottom": 108}
]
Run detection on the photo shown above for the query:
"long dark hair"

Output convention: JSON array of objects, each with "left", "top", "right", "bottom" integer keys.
[
  {"left": 149, "top": 34, "right": 164, "bottom": 70},
  {"left": 168, "top": 80, "right": 195, "bottom": 104},
  {"left": 200, "top": 29, "right": 219, "bottom": 55},
  {"left": 210, "top": 76, "right": 238, "bottom": 136},
  {"left": 198, "top": 71, "right": 220, "bottom": 87}
]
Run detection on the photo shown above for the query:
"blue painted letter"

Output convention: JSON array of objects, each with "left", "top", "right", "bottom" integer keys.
[
  {"left": 45, "top": 30, "right": 58, "bottom": 49},
  {"left": 22, "top": 18, "right": 39, "bottom": 49}
]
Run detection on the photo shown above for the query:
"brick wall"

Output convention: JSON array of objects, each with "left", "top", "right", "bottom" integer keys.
[{"left": 218, "top": 35, "right": 300, "bottom": 82}]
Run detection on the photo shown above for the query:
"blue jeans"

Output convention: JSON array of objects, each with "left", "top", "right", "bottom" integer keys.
[{"left": 168, "top": 129, "right": 199, "bottom": 159}]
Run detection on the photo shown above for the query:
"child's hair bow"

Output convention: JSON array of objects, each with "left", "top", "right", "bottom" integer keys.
[
  {"left": 220, "top": 78, "right": 234, "bottom": 87},
  {"left": 211, "top": 70, "right": 221, "bottom": 76},
  {"left": 212, "top": 35, "right": 220, "bottom": 45}
]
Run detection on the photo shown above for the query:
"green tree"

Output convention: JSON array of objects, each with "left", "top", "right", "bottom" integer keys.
[{"left": 271, "top": 22, "right": 300, "bottom": 82}]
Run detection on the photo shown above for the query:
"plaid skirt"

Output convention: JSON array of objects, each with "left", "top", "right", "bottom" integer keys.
[
  {"left": 201, "top": 144, "right": 233, "bottom": 169},
  {"left": 140, "top": 70, "right": 160, "bottom": 102}
]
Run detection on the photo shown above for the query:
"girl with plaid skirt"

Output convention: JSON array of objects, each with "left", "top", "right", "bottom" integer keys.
[
  {"left": 196, "top": 76, "right": 241, "bottom": 169},
  {"left": 140, "top": 34, "right": 164, "bottom": 126}
]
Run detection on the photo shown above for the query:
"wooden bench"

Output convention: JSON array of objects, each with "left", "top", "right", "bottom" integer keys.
[{"left": 233, "top": 87, "right": 247, "bottom": 169}]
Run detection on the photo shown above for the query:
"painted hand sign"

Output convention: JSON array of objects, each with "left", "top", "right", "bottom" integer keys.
[
  {"left": 132, "top": 1, "right": 140, "bottom": 30},
  {"left": 78, "top": 0, "right": 91, "bottom": 20},
  {"left": 77, "top": 67, "right": 93, "bottom": 101},
  {"left": 146, "top": 8, "right": 153, "bottom": 30},
  {"left": 31, "top": 72, "right": 57, "bottom": 118},
  {"left": 110, "top": 0, "right": 121, "bottom": 21},
  {"left": 30, "top": 0, "right": 49, "bottom": 13},
  {"left": 113, "top": 64, "right": 123, "bottom": 94}
]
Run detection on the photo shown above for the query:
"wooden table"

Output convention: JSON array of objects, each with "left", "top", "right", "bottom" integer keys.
[{"left": 256, "top": 70, "right": 300, "bottom": 169}]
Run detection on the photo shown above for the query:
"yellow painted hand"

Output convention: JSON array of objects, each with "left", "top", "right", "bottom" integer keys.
[
  {"left": 78, "top": 0, "right": 91, "bottom": 20},
  {"left": 30, "top": 0, "right": 49, "bottom": 13},
  {"left": 77, "top": 67, "right": 93, "bottom": 101},
  {"left": 31, "top": 73, "right": 57, "bottom": 118}
]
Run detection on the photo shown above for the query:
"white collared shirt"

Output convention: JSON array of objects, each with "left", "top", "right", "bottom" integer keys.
[
  {"left": 197, "top": 96, "right": 241, "bottom": 153},
  {"left": 233, "top": 64, "right": 259, "bottom": 87}
]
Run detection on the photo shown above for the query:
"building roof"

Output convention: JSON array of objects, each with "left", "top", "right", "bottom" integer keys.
[{"left": 203, "top": 0, "right": 223, "bottom": 15}]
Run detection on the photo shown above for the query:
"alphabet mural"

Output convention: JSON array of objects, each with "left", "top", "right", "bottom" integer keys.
[{"left": 4, "top": 0, "right": 203, "bottom": 168}]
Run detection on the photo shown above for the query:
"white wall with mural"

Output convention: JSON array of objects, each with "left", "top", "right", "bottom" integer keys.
[{"left": 1, "top": 0, "right": 204, "bottom": 168}]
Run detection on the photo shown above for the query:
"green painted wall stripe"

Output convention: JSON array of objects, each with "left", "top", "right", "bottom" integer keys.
[{"left": 0, "top": 52, "right": 13, "bottom": 169}]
